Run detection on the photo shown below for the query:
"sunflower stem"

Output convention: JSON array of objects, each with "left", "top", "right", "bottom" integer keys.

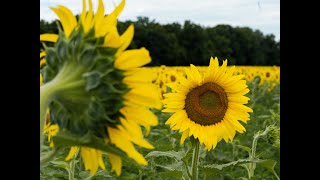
[
  {"left": 183, "top": 160, "right": 192, "bottom": 179},
  {"left": 248, "top": 130, "right": 267, "bottom": 179},
  {"left": 191, "top": 139, "right": 200, "bottom": 180},
  {"left": 69, "top": 147, "right": 80, "bottom": 180},
  {"left": 40, "top": 81, "right": 58, "bottom": 151}
]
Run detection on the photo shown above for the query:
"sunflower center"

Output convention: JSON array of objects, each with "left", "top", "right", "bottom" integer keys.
[{"left": 185, "top": 82, "right": 228, "bottom": 126}]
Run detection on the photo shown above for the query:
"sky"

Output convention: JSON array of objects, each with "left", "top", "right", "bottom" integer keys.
[{"left": 40, "top": 0, "right": 280, "bottom": 41}]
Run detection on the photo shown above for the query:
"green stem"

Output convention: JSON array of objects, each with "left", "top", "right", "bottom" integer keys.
[
  {"left": 191, "top": 139, "right": 200, "bottom": 180},
  {"left": 274, "top": 171, "right": 280, "bottom": 180},
  {"left": 40, "top": 147, "right": 61, "bottom": 165},
  {"left": 40, "top": 81, "right": 57, "bottom": 151},
  {"left": 248, "top": 131, "right": 267, "bottom": 179},
  {"left": 40, "top": 69, "right": 85, "bottom": 151},
  {"left": 69, "top": 147, "right": 80, "bottom": 180},
  {"left": 183, "top": 160, "right": 192, "bottom": 179}
]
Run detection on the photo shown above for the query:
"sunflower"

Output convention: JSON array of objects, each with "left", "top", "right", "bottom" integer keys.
[
  {"left": 163, "top": 57, "right": 253, "bottom": 150},
  {"left": 40, "top": 0, "right": 161, "bottom": 176}
]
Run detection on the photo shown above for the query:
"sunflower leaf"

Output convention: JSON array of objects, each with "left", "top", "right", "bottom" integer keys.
[
  {"left": 200, "top": 158, "right": 256, "bottom": 176},
  {"left": 256, "top": 159, "right": 279, "bottom": 178},
  {"left": 156, "top": 170, "right": 183, "bottom": 179},
  {"left": 145, "top": 150, "right": 185, "bottom": 161}
]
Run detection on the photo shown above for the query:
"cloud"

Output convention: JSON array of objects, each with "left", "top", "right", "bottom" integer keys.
[{"left": 40, "top": 0, "right": 280, "bottom": 40}]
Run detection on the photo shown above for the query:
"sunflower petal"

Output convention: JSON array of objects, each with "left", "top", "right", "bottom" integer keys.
[
  {"left": 40, "top": 34, "right": 58, "bottom": 42},
  {"left": 108, "top": 154, "right": 122, "bottom": 176}
]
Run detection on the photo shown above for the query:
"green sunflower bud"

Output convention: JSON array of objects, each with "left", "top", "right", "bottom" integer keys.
[{"left": 264, "top": 125, "right": 280, "bottom": 149}]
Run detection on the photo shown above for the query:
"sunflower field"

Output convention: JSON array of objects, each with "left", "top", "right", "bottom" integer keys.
[
  {"left": 41, "top": 66, "right": 280, "bottom": 180},
  {"left": 40, "top": 0, "right": 280, "bottom": 179}
]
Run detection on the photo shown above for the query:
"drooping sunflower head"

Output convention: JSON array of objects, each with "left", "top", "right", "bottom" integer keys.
[
  {"left": 40, "top": 0, "right": 161, "bottom": 176},
  {"left": 163, "top": 57, "right": 253, "bottom": 151}
]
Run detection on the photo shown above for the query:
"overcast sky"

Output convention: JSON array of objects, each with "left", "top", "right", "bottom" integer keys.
[{"left": 40, "top": 0, "right": 280, "bottom": 41}]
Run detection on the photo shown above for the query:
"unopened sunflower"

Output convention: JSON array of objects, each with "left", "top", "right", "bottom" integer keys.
[
  {"left": 40, "top": 0, "right": 161, "bottom": 176},
  {"left": 163, "top": 57, "right": 253, "bottom": 150}
]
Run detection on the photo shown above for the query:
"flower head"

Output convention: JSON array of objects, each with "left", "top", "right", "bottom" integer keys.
[
  {"left": 40, "top": 0, "right": 161, "bottom": 176},
  {"left": 163, "top": 57, "right": 253, "bottom": 150}
]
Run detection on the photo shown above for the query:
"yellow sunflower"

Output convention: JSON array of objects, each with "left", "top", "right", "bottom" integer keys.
[
  {"left": 40, "top": 0, "right": 161, "bottom": 176},
  {"left": 163, "top": 57, "right": 253, "bottom": 151}
]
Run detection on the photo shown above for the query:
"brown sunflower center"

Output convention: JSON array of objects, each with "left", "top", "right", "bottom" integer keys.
[{"left": 185, "top": 82, "right": 228, "bottom": 126}]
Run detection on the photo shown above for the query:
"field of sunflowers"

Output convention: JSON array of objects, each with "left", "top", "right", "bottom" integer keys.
[
  {"left": 41, "top": 65, "right": 280, "bottom": 180},
  {"left": 40, "top": 0, "right": 280, "bottom": 179}
]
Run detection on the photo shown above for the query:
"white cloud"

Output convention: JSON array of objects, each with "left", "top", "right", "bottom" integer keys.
[{"left": 40, "top": 0, "right": 280, "bottom": 40}]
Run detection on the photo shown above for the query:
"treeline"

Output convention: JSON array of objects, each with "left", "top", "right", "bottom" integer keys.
[{"left": 40, "top": 17, "right": 280, "bottom": 66}]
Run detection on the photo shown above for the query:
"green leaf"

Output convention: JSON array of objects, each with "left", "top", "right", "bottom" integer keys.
[
  {"left": 200, "top": 159, "right": 263, "bottom": 176},
  {"left": 155, "top": 161, "right": 184, "bottom": 171},
  {"left": 156, "top": 170, "right": 183, "bottom": 179},
  {"left": 50, "top": 161, "right": 69, "bottom": 170},
  {"left": 256, "top": 159, "right": 279, "bottom": 179},
  {"left": 236, "top": 145, "right": 251, "bottom": 153},
  {"left": 145, "top": 151, "right": 185, "bottom": 161},
  {"left": 181, "top": 149, "right": 193, "bottom": 164},
  {"left": 92, "top": 170, "right": 113, "bottom": 178}
]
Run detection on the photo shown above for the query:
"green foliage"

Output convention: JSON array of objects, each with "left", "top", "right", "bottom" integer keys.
[{"left": 41, "top": 17, "right": 280, "bottom": 66}]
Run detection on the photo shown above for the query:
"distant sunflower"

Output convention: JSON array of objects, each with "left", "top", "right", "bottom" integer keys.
[
  {"left": 40, "top": 0, "right": 161, "bottom": 176},
  {"left": 163, "top": 57, "right": 253, "bottom": 150}
]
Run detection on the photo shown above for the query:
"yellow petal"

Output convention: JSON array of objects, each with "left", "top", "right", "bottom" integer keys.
[
  {"left": 40, "top": 59, "right": 46, "bottom": 69},
  {"left": 120, "top": 106, "right": 158, "bottom": 135},
  {"left": 228, "top": 103, "right": 253, "bottom": 113},
  {"left": 184, "top": 65, "right": 202, "bottom": 87},
  {"left": 180, "top": 129, "right": 190, "bottom": 144},
  {"left": 104, "top": 31, "right": 122, "bottom": 47},
  {"left": 83, "top": 0, "right": 94, "bottom": 33},
  {"left": 65, "top": 146, "right": 78, "bottom": 161},
  {"left": 40, "top": 52, "right": 46, "bottom": 59},
  {"left": 40, "top": 34, "right": 58, "bottom": 42},
  {"left": 119, "top": 118, "right": 154, "bottom": 149},
  {"left": 227, "top": 96, "right": 250, "bottom": 104},
  {"left": 213, "top": 59, "right": 228, "bottom": 83},
  {"left": 124, "top": 84, "right": 162, "bottom": 109},
  {"left": 115, "top": 48, "right": 151, "bottom": 70},
  {"left": 123, "top": 68, "right": 157, "bottom": 84},
  {"left": 221, "top": 75, "right": 245, "bottom": 87},
  {"left": 40, "top": 74, "right": 43, "bottom": 86},
  {"left": 198, "top": 126, "right": 207, "bottom": 145},
  {"left": 165, "top": 110, "right": 187, "bottom": 126},
  {"left": 179, "top": 118, "right": 191, "bottom": 132},
  {"left": 57, "top": 5, "right": 77, "bottom": 37},
  {"left": 108, "top": 153, "right": 122, "bottom": 176},
  {"left": 226, "top": 109, "right": 250, "bottom": 123},
  {"left": 97, "top": 150, "right": 106, "bottom": 170},
  {"left": 116, "top": 24, "right": 134, "bottom": 56},
  {"left": 110, "top": 0, "right": 126, "bottom": 18},
  {"left": 97, "top": 13, "right": 118, "bottom": 35},
  {"left": 80, "top": 147, "right": 91, "bottom": 171},
  {"left": 108, "top": 127, "right": 148, "bottom": 165},
  {"left": 94, "top": 0, "right": 105, "bottom": 31},
  {"left": 80, "top": 0, "right": 87, "bottom": 26},
  {"left": 203, "top": 57, "right": 216, "bottom": 83}
]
